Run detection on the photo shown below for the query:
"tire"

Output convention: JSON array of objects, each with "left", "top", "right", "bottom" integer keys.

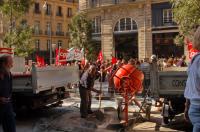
[{"left": 163, "top": 117, "right": 169, "bottom": 125}]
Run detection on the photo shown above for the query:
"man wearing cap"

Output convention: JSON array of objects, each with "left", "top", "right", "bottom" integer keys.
[
  {"left": 0, "top": 54, "right": 16, "bottom": 132},
  {"left": 79, "top": 65, "right": 101, "bottom": 118}
]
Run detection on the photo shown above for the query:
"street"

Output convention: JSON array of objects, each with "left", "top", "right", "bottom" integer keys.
[{"left": 0, "top": 82, "right": 192, "bottom": 132}]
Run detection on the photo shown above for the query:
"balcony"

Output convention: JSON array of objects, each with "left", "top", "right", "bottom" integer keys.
[
  {"left": 45, "top": 31, "right": 54, "bottom": 36},
  {"left": 33, "top": 30, "right": 43, "bottom": 35},
  {"left": 65, "top": 0, "right": 78, "bottom": 3},
  {"left": 34, "top": 10, "right": 41, "bottom": 14},
  {"left": 88, "top": 0, "right": 138, "bottom": 8},
  {"left": 56, "top": 31, "right": 64, "bottom": 36},
  {"left": 56, "top": 13, "right": 63, "bottom": 17}
]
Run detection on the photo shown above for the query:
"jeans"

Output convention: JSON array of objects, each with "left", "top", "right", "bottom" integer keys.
[
  {"left": 189, "top": 104, "right": 200, "bottom": 132},
  {"left": 0, "top": 103, "right": 16, "bottom": 132}
]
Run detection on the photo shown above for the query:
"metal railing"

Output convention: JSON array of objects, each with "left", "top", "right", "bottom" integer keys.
[
  {"left": 33, "top": 30, "right": 43, "bottom": 35},
  {"left": 56, "top": 31, "right": 64, "bottom": 36},
  {"left": 88, "top": 0, "right": 140, "bottom": 8}
]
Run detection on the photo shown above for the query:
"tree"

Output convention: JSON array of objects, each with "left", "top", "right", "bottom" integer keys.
[
  {"left": 171, "top": 0, "right": 200, "bottom": 43},
  {"left": 0, "top": 0, "right": 34, "bottom": 57},
  {"left": 69, "top": 12, "right": 100, "bottom": 61},
  {"left": 3, "top": 25, "right": 34, "bottom": 57}
]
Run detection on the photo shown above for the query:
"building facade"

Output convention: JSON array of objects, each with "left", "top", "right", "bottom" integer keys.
[
  {"left": 27, "top": 0, "right": 78, "bottom": 58},
  {"left": 0, "top": 0, "right": 78, "bottom": 62},
  {"left": 79, "top": 0, "right": 184, "bottom": 60}
]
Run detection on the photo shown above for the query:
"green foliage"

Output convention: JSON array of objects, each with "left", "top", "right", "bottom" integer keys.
[
  {"left": 69, "top": 12, "right": 100, "bottom": 61},
  {"left": 0, "top": 0, "right": 33, "bottom": 18},
  {"left": 174, "top": 35, "right": 184, "bottom": 46},
  {"left": 171, "top": 0, "right": 200, "bottom": 39},
  {"left": 3, "top": 26, "right": 34, "bottom": 57},
  {"left": 0, "top": 0, "right": 34, "bottom": 57}
]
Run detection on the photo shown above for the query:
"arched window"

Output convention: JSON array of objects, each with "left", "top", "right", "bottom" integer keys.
[{"left": 114, "top": 18, "right": 137, "bottom": 32}]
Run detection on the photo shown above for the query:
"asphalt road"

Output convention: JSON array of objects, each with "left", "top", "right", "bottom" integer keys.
[{"left": 0, "top": 81, "right": 193, "bottom": 132}]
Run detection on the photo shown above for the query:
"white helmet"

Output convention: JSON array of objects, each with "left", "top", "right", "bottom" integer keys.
[{"left": 151, "top": 55, "right": 156, "bottom": 60}]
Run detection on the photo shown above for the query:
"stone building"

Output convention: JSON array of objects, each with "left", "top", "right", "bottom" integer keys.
[
  {"left": 26, "top": 0, "right": 78, "bottom": 61},
  {"left": 0, "top": 0, "right": 78, "bottom": 62},
  {"left": 79, "top": 0, "right": 184, "bottom": 60}
]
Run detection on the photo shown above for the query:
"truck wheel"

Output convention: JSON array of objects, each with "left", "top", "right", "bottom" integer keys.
[{"left": 163, "top": 117, "right": 169, "bottom": 125}]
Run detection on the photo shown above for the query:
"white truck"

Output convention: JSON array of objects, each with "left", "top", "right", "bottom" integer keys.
[
  {"left": 11, "top": 57, "right": 79, "bottom": 110},
  {"left": 150, "top": 63, "right": 187, "bottom": 124}
]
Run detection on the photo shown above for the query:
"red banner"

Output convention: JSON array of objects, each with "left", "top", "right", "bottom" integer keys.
[
  {"left": 0, "top": 48, "right": 14, "bottom": 56},
  {"left": 56, "top": 48, "right": 67, "bottom": 65}
]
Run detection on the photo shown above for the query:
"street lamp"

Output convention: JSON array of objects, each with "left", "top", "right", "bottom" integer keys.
[{"left": 43, "top": 0, "right": 53, "bottom": 65}]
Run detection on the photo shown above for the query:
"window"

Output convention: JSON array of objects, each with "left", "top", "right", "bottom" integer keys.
[
  {"left": 114, "top": 0, "right": 119, "bottom": 4},
  {"left": 92, "top": 16, "right": 101, "bottom": 34},
  {"left": 57, "top": 40, "right": 62, "bottom": 48},
  {"left": 35, "top": 39, "right": 40, "bottom": 50},
  {"left": 47, "top": 40, "right": 50, "bottom": 50},
  {"left": 114, "top": 18, "right": 137, "bottom": 32},
  {"left": 91, "top": 0, "right": 97, "bottom": 7},
  {"left": 46, "top": 4, "right": 51, "bottom": 15},
  {"left": 34, "top": 3, "right": 40, "bottom": 14},
  {"left": 67, "top": 8, "right": 72, "bottom": 17},
  {"left": 34, "top": 21, "right": 40, "bottom": 35},
  {"left": 57, "top": 23, "right": 62, "bottom": 32},
  {"left": 57, "top": 6, "right": 63, "bottom": 16},
  {"left": 46, "top": 22, "right": 51, "bottom": 35},
  {"left": 163, "top": 9, "right": 173, "bottom": 25}
]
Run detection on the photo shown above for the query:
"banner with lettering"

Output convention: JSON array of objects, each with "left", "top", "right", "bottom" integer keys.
[
  {"left": 55, "top": 48, "right": 67, "bottom": 65},
  {"left": 66, "top": 48, "right": 84, "bottom": 61}
]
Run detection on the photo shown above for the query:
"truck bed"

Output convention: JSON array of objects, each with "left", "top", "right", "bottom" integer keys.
[{"left": 12, "top": 65, "right": 79, "bottom": 94}]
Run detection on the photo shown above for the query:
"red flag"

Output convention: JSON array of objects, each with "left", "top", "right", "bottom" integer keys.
[
  {"left": 112, "top": 56, "right": 117, "bottom": 64},
  {"left": 97, "top": 51, "right": 103, "bottom": 62},
  {"left": 186, "top": 40, "right": 200, "bottom": 60},
  {"left": 36, "top": 55, "right": 45, "bottom": 67},
  {"left": 56, "top": 48, "right": 67, "bottom": 65}
]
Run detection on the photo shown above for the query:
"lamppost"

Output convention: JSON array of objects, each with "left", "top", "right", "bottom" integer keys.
[{"left": 43, "top": 0, "right": 53, "bottom": 65}]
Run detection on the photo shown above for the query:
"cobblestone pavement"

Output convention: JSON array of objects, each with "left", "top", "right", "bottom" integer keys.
[{"left": 0, "top": 81, "right": 192, "bottom": 132}]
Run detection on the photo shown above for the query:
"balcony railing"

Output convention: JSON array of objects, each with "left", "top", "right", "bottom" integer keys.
[
  {"left": 45, "top": 31, "right": 54, "bottom": 36},
  {"left": 56, "top": 31, "right": 64, "bottom": 36},
  {"left": 88, "top": 0, "right": 138, "bottom": 8},
  {"left": 65, "top": 0, "right": 78, "bottom": 3},
  {"left": 34, "top": 10, "right": 41, "bottom": 14},
  {"left": 33, "top": 30, "right": 43, "bottom": 35},
  {"left": 56, "top": 13, "right": 63, "bottom": 17}
]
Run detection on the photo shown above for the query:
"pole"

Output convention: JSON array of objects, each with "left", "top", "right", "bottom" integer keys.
[
  {"left": 50, "top": 5, "right": 52, "bottom": 65},
  {"left": 144, "top": 0, "right": 147, "bottom": 59}
]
